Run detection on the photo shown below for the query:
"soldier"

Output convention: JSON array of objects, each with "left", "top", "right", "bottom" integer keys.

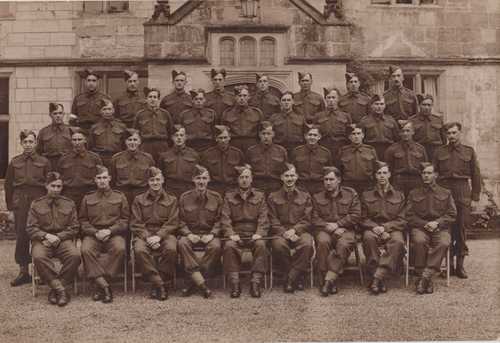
[
  {"left": 79, "top": 165, "right": 129, "bottom": 303},
  {"left": 220, "top": 165, "right": 270, "bottom": 298},
  {"left": 27, "top": 172, "right": 81, "bottom": 306},
  {"left": 409, "top": 94, "right": 445, "bottom": 160},
  {"left": 383, "top": 65, "right": 418, "bottom": 122},
  {"left": 176, "top": 89, "right": 217, "bottom": 152},
  {"left": 158, "top": 125, "right": 200, "bottom": 198},
  {"left": 360, "top": 161, "right": 406, "bottom": 295},
  {"left": 88, "top": 99, "right": 127, "bottom": 169},
  {"left": 312, "top": 166, "right": 361, "bottom": 296},
  {"left": 338, "top": 124, "right": 378, "bottom": 195},
  {"left": 160, "top": 70, "right": 192, "bottom": 120},
  {"left": 432, "top": 122, "right": 481, "bottom": 278},
  {"left": 293, "top": 72, "right": 325, "bottom": 122},
  {"left": 130, "top": 167, "right": 179, "bottom": 300},
  {"left": 200, "top": 125, "right": 245, "bottom": 196},
  {"left": 221, "top": 85, "right": 263, "bottom": 154},
  {"left": 269, "top": 91, "right": 305, "bottom": 154},
  {"left": 5, "top": 130, "right": 50, "bottom": 287},
  {"left": 406, "top": 162, "right": 457, "bottom": 294},
  {"left": 57, "top": 127, "right": 103, "bottom": 210},
  {"left": 249, "top": 73, "right": 281, "bottom": 120},
  {"left": 134, "top": 87, "right": 174, "bottom": 163},
  {"left": 268, "top": 163, "right": 314, "bottom": 293},
  {"left": 246, "top": 121, "right": 288, "bottom": 194},
  {"left": 113, "top": 70, "right": 146, "bottom": 128},
  {"left": 177, "top": 165, "right": 223, "bottom": 298},
  {"left": 71, "top": 69, "right": 111, "bottom": 133},
  {"left": 205, "top": 68, "right": 234, "bottom": 119},
  {"left": 384, "top": 121, "right": 428, "bottom": 197},
  {"left": 338, "top": 72, "right": 371, "bottom": 124},
  {"left": 292, "top": 124, "right": 333, "bottom": 195},
  {"left": 314, "top": 87, "right": 352, "bottom": 160},
  {"left": 37, "top": 103, "right": 73, "bottom": 171}
]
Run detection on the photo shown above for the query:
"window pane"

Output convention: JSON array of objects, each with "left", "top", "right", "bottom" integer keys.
[
  {"left": 419, "top": 0, "right": 435, "bottom": 4},
  {"left": 0, "top": 121, "right": 8, "bottom": 178},
  {"left": 371, "top": 0, "right": 391, "bottom": 4},
  {"left": 403, "top": 75, "right": 415, "bottom": 90},
  {"left": 220, "top": 38, "right": 235, "bottom": 66},
  {"left": 0, "top": 78, "right": 8, "bottom": 114},
  {"left": 108, "top": 1, "right": 129, "bottom": 13},
  {"left": 83, "top": 1, "right": 104, "bottom": 14},
  {"left": 422, "top": 75, "right": 438, "bottom": 99},
  {"left": 260, "top": 38, "right": 276, "bottom": 66},
  {"left": 240, "top": 37, "right": 256, "bottom": 66},
  {"left": 396, "top": 0, "right": 413, "bottom": 3}
]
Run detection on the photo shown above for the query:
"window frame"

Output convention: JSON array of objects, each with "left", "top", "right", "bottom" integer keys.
[
  {"left": 239, "top": 36, "right": 257, "bottom": 67},
  {"left": 260, "top": 37, "right": 277, "bottom": 67},
  {"left": 82, "top": 0, "right": 129, "bottom": 15},
  {"left": 370, "top": 0, "right": 438, "bottom": 6},
  {"left": 219, "top": 37, "right": 236, "bottom": 67}
]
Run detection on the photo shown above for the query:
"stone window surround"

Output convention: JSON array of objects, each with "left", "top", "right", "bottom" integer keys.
[
  {"left": 82, "top": 0, "right": 130, "bottom": 15},
  {"left": 370, "top": 0, "right": 441, "bottom": 7}
]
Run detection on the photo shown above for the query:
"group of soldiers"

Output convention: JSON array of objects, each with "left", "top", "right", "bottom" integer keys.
[{"left": 4, "top": 65, "right": 481, "bottom": 307}]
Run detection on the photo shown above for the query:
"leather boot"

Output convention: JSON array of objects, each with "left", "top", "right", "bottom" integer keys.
[
  {"left": 455, "top": 256, "right": 468, "bottom": 279},
  {"left": 181, "top": 280, "right": 197, "bottom": 297},
  {"left": 250, "top": 281, "right": 261, "bottom": 298},
  {"left": 48, "top": 289, "right": 58, "bottom": 305},
  {"left": 284, "top": 276, "right": 295, "bottom": 293},
  {"left": 230, "top": 281, "right": 241, "bottom": 298},
  {"left": 102, "top": 287, "right": 113, "bottom": 303},
  {"left": 416, "top": 278, "right": 427, "bottom": 295},
  {"left": 320, "top": 280, "right": 331, "bottom": 297},
  {"left": 56, "top": 289, "right": 70, "bottom": 307},
  {"left": 425, "top": 278, "right": 434, "bottom": 294},
  {"left": 11, "top": 271, "right": 31, "bottom": 287},
  {"left": 378, "top": 279, "right": 387, "bottom": 293},
  {"left": 199, "top": 283, "right": 212, "bottom": 299},
  {"left": 157, "top": 285, "right": 168, "bottom": 301},
  {"left": 92, "top": 287, "right": 103, "bottom": 301},
  {"left": 369, "top": 278, "right": 381, "bottom": 295}
]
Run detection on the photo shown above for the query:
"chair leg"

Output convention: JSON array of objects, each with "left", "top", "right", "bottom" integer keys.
[
  {"left": 405, "top": 235, "right": 410, "bottom": 288},
  {"left": 124, "top": 256, "right": 128, "bottom": 293},
  {"left": 131, "top": 250, "right": 136, "bottom": 293},
  {"left": 354, "top": 243, "right": 364, "bottom": 286},
  {"left": 446, "top": 247, "right": 450, "bottom": 287},
  {"left": 31, "top": 263, "right": 37, "bottom": 297},
  {"left": 269, "top": 252, "right": 273, "bottom": 290}
]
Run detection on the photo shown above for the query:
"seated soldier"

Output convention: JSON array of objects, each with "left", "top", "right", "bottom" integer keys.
[
  {"left": 360, "top": 161, "right": 407, "bottom": 295},
  {"left": 268, "top": 163, "right": 314, "bottom": 293},
  {"left": 27, "top": 172, "right": 81, "bottom": 306},
  {"left": 407, "top": 163, "right": 457, "bottom": 294},
  {"left": 312, "top": 167, "right": 361, "bottom": 296},
  {"left": 220, "top": 165, "right": 270, "bottom": 298},
  {"left": 130, "top": 167, "right": 179, "bottom": 301},
  {"left": 177, "top": 165, "right": 223, "bottom": 298},
  {"left": 79, "top": 165, "right": 129, "bottom": 303}
]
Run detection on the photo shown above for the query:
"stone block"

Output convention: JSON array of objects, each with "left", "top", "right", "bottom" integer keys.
[
  {"left": 7, "top": 33, "right": 25, "bottom": 46},
  {"left": 56, "top": 88, "right": 73, "bottom": 101},
  {"left": 34, "top": 88, "right": 57, "bottom": 101},
  {"left": 481, "top": 29, "right": 497, "bottom": 43},
  {"left": 437, "top": 28, "right": 456, "bottom": 42},
  {"left": 19, "top": 102, "right": 32, "bottom": 115},
  {"left": 116, "top": 35, "right": 144, "bottom": 47},
  {"left": 16, "top": 78, "right": 27, "bottom": 88},
  {"left": 35, "top": 67, "right": 55, "bottom": 78},
  {"left": 437, "top": 42, "right": 462, "bottom": 56},
  {"left": 54, "top": 67, "right": 71, "bottom": 77},
  {"left": 4, "top": 46, "right": 30, "bottom": 59},
  {"left": 29, "top": 47, "right": 45, "bottom": 58},
  {"left": 50, "top": 33, "right": 76, "bottom": 46},
  {"left": 469, "top": 13, "right": 489, "bottom": 29},
  {"left": 445, "top": 0, "right": 470, "bottom": 10},
  {"left": 51, "top": 78, "right": 72, "bottom": 88},
  {"left": 418, "top": 11, "right": 436, "bottom": 26},
  {"left": 44, "top": 46, "right": 73, "bottom": 58},
  {"left": 25, "top": 33, "right": 50, "bottom": 46},
  {"left": 489, "top": 13, "right": 500, "bottom": 28},
  {"left": 30, "top": 20, "right": 59, "bottom": 33},
  {"left": 487, "top": 0, "right": 500, "bottom": 13},
  {"left": 16, "top": 2, "right": 45, "bottom": 12},
  {"left": 28, "top": 78, "right": 50, "bottom": 88},
  {"left": 12, "top": 21, "right": 32, "bottom": 33},
  {"left": 15, "top": 67, "right": 34, "bottom": 78},
  {"left": 15, "top": 88, "right": 34, "bottom": 101},
  {"left": 58, "top": 19, "right": 73, "bottom": 32},
  {"left": 457, "top": 28, "right": 476, "bottom": 43}
]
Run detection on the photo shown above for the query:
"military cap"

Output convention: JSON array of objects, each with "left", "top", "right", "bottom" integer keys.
[
  {"left": 234, "top": 164, "right": 252, "bottom": 176},
  {"left": 210, "top": 68, "right": 226, "bottom": 79},
  {"left": 49, "top": 102, "right": 64, "bottom": 114},
  {"left": 123, "top": 128, "right": 141, "bottom": 140},
  {"left": 143, "top": 87, "right": 160, "bottom": 98},
  {"left": 280, "top": 90, "right": 294, "bottom": 99},
  {"left": 345, "top": 123, "right": 363, "bottom": 136},
  {"left": 323, "top": 86, "right": 341, "bottom": 98},
  {"left": 19, "top": 129, "right": 36, "bottom": 142},
  {"left": 95, "top": 165, "right": 109, "bottom": 176},
  {"left": 298, "top": 72, "right": 312, "bottom": 81},
  {"left": 214, "top": 125, "right": 230, "bottom": 137},
  {"left": 234, "top": 85, "right": 249, "bottom": 95},
  {"left": 83, "top": 69, "right": 100, "bottom": 79},
  {"left": 172, "top": 124, "right": 185, "bottom": 134},
  {"left": 417, "top": 94, "right": 434, "bottom": 104},
  {"left": 443, "top": 121, "right": 462, "bottom": 132},
  {"left": 123, "top": 70, "right": 138, "bottom": 81},
  {"left": 374, "top": 160, "right": 389, "bottom": 172},
  {"left": 323, "top": 166, "right": 341, "bottom": 178},
  {"left": 172, "top": 70, "right": 186, "bottom": 81},
  {"left": 399, "top": 120, "right": 413, "bottom": 130},
  {"left": 258, "top": 121, "right": 273, "bottom": 132},
  {"left": 419, "top": 162, "right": 435, "bottom": 173},
  {"left": 345, "top": 72, "right": 358, "bottom": 82},
  {"left": 193, "top": 164, "right": 209, "bottom": 178},
  {"left": 99, "top": 98, "right": 113, "bottom": 109},
  {"left": 69, "top": 126, "right": 86, "bottom": 137},
  {"left": 303, "top": 122, "right": 320, "bottom": 134},
  {"left": 146, "top": 166, "right": 163, "bottom": 179},
  {"left": 369, "top": 94, "right": 384, "bottom": 105},
  {"left": 255, "top": 73, "right": 267, "bottom": 82},
  {"left": 189, "top": 88, "right": 206, "bottom": 98},
  {"left": 46, "top": 171, "right": 62, "bottom": 185},
  {"left": 279, "top": 162, "right": 297, "bottom": 176},
  {"left": 388, "top": 65, "right": 402, "bottom": 75}
]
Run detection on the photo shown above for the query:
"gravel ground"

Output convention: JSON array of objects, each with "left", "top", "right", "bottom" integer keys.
[{"left": 0, "top": 238, "right": 498, "bottom": 343}]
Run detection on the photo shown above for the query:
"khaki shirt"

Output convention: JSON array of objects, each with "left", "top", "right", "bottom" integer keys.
[
  {"left": 221, "top": 105, "right": 263, "bottom": 139},
  {"left": 158, "top": 146, "right": 200, "bottom": 183},
  {"left": 293, "top": 90, "right": 325, "bottom": 122},
  {"left": 338, "top": 144, "right": 378, "bottom": 181},
  {"left": 176, "top": 107, "right": 216, "bottom": 142},
  {"left": 36, "top": 124, "right": 73, "bottom": 159},
  {"left": 160, "top": 91, "right": 192, "bottom": 120},
  {"left": 384, "top": 86, "right": 418, "bottom": 121},
  {"left": 360, "top": 185, "right": 407, "bottom": 233},
  {"left": 205, "top": 90, "right": 234, "bottom": 119},
  {"left": 57, "top": 150, "right": 103, "bottom": 188},
  {"left": 178, "top": 189, "right": 223, "bottom": 236},
  {"left": 134, "top": 106, "right": 174, "bottom": 141},
  {"left": 113, "top": 91, "right": 146, "bottom": 127},
  {"left": 110, "top": 150, "right": 155, "bottom": 188},
  {"left": 314, "top": 109, "right": 352, "bottom": 142},
  {"left": 384, "top": 141, "right": 428, "bottom": 175},
  {"left": 267, "top": 187, "right": 313, "bottom": 236},
  {"left": 338, "top": 91, "right": 371, "bottom": 124},
  {"left": 359, "top": 113, "right": 400, "bottom": 144},
  {"left": 88, "top": 119, "right": 127, "bottom": 154},
  {"left": 200, "top": 145, "right": 244, "bottom": 185},
  {"left": 249, "top": 91, "right": 281, "bottom": 120},
  {"left": 292, "top": 144, "right": 333, "bottom": 182},
  {"left": 312, "top": 187, "right": 361, "bottom": 232},
  {"left": 268, "top": 110, "right": 305, "bottom": 148},
  {"left": 71, "top": 91, "right": 111, "bottom": 126},
  {"left": 246, "top": 143, "right": 288, "bottom": 180}
]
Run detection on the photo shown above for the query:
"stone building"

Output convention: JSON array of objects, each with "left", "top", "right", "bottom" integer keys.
[{"left": 0, "top": 0, "right": 499, "bottom": 205}]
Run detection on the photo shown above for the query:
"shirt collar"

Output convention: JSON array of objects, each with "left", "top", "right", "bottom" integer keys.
[
  {"left": 146, "top": 188, "right": 166, "bottom": 201},
  {"left": 375, "top": 184, "right": 395, "bottom": 197}
]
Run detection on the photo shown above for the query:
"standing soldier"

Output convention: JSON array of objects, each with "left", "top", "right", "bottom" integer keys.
[
  {"left": 71, "top": 69, "right": 111, "bottom": 133},
  {"left": 176, "top": 89, "right": 217, "bottom": 152},
  {"left": 158, "top": 125, "right": 200, "bottom": 198},
  {"left": 384, "top": 121, "right": 428, "bottom": 197},
  {"left": 57, "top": 127, "right": 103, "bottom": 210},
  {"left": 432, "top": 122, "right": 481, "bottom": 278},
  {"left": 246, "top": 121, "right": 288, "bottom": 194},
  {"left": 407, "top": 163, "right": 457, "bottom": 294},
  {"left": 269, "top": 91, "right": 305, "bottom": 154},
  {"left": 27, "top": 172, "right": 81, "bottom": 306},
  {"left": 88, "top": 99, "right": 127, "bottom": 169},
  {"left": 110, "top": 129, "right": 155, "bottom": 206},
  {"left": 338, "top": 124, "right": 378, "bottom": 195},
  {"left": 160, "top": 70, "right": 192, "bottom": 120},
  {"left": 359, "top": 94, "right": 400, "bottom": 160},
  {"left": 37, "top": 103, "right": 73, "bottom": 171},
  {"left": 360, "top": 161, "right": 406, "bottom": 295},
  {"left": 249, "top": 74, "right": 280, "bottom": 120},
  {"left": 291, "top": 124, "right": 333, "bottom": 195},
  {"left": 131, "top": 167, "right": 180, "bottom": 301},
  {"left": 113, "top": 70, "right": 146, "bottom": 128},
  {"left": 200, "top": 125, "right": 245, "bottom": 196},
  {"left": 220, "top": 165, "right": 270, "bottom": 298},
  {"left": 312, "top": 167, "right": 361, "bottom": 296},
  {"left": 410, "top": 94, "right": 445, "bottom": 160},
  {"left": 177, "top": 165, "right": 223, "bottom": 298},
  {"left": 268, "top": 163, "right": 314, "bottom": 293},
  {"left": 314, "top": 87, "right": 352, "bottom": 160},
  {"left": 339, "top": 72, "right": 371, "bottom": 124},
  {"left": 383, "top": 65, "right": 418, "bottom": 122},
  {"left": 293, "top": 72, "right": 325, "bottom": 122},
  {"left": 134, "top": 87, "right": 174, "bottom": 163},
  {"left": 79, "top": 166, "right": 129, "bottom": 304},
  {"left": 205, "top": 68, "right": 234, "bottom": 119},
  {"left": 5, "top": 130, "right": 50, "bottom": 287}
]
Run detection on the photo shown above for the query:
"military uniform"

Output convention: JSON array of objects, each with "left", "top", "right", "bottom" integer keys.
[
  {"left": 176, "top": 107, "right": 217, "bottom": 152},
  {"left": 312, "top": 187, "right": 361, "bottom": 278},
  {"left": 338, "top": 91, "right": 371, "bottom": 124},
  {"left": 313, "top": 109, "right": 352, "bottom": 159},
  {"left": 383, "top": 86, "right": 418, "bottom": 121},
  {"left": 205, "top": 90, "right": 234, "bottom": 120},
  {"left": 113, "top": 90, "right": 146, "bottom": 128},
  {"left": 359, "top": 113, "right": 400, "bottom": 160},
  {"left": 88, "top": 119, "right": 127, "bottom": 169},
  {"left": 338, "top": 144, "right": 378, "bottom": 195},
  {"left": 409, "top": 113, "right": 445, "bottom": 160},
  {"left": 293, "top": 90, "right": 325, "bottom": 122},
  {"left": 384, "top": 141, "right": 428, "bottom": 197},
  {"left": 130, "top": 189, "right": 179, "bottom": 287},
  {"left": 221, "top": 105, "right": 263, "bottom": 153},
  {"left": 432, "top": 143, "right": 481, "bottom": 258},
  {"left": 36, "top": 123, "right": 73, "bottom": 170},
  {"left": 158, "top": 146, "right": 200, "bottom": 198},
  {"left": 5, "top": 153, "right": 50, "bottom": 267},
  {"left": 246, "top": 143, "right": 288, "bottom": 194},
  {"left": 160, "top": 91, "right": 192, "bottom": 120},
  {"left": 134, "top": 105, "right": 174, "bottom": 163},
  {"left": 292, "top": 144, "right": 333, "bottom": 195},
  {"left": 110, "top": 150, "right": 156, "bottom": 206},
  {"left": 200, "top": 145, "right": 245, "bottom": 195},
  {"left": 268, "top": 110, "right": 305, "bottom": 154},
  {"left": 249, "top": 90, "right": 281, "bottom": 120},
  {"left": 71, "top": 90, "right": 111, "bottom": 133}
]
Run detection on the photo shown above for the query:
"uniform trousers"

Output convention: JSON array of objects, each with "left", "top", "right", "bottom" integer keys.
[
  {"left": 31, "top": 240, "right": 81, "bottom": 286},
  {"left": 223, "top": 239, "right": 269, "bottom": 274},
  {"left": 178, "top": 237, "right": 222, "bottom": 274},
  {"left": 315, "top": 230, "right": 356, "bottom": 276},
  {"left": 133, "top": 235, "right": 177, "bottom": 286},
  {"left": 363, "top": 230, "right": 405, "bottom": 278},
  {"left": 271, "top": 233, "right": 314, "bottom": 274},
  {"left": 411, "top": 228, "right": 451, "bottom": 275},
  {"left": 81, "top": 235, "right": 126, "bottom": 279}
]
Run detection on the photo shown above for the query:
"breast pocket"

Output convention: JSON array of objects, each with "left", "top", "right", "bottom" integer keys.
[
  {"left": 32, "top": 162, "right": 47, "bottom": 182},
  {"left": 106, "top": 198, "right": 123, "bottom": 218},
  {"left": 82, "top": 162, "right": 96, "bottom": 179}
]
